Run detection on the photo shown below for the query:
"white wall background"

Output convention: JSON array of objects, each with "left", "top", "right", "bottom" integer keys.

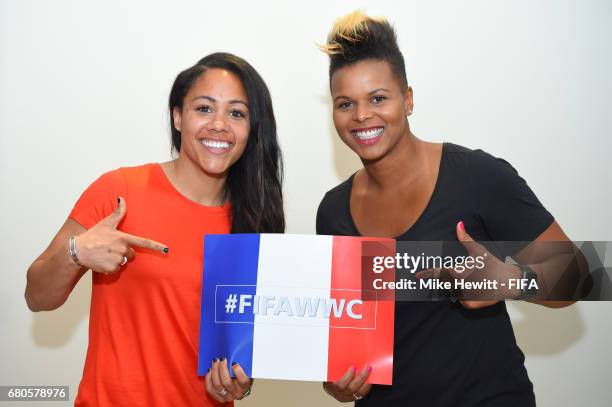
[{"left": 1, "top": 0, "right": 610, "bottom": 406}]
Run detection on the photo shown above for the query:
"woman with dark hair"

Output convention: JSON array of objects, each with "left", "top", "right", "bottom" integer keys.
[
  {"left": 24, "top": 52, "right": 283, "bottom": 406},
  {"left": 317, "top": 11, "right": 586, "bottom": 406}
]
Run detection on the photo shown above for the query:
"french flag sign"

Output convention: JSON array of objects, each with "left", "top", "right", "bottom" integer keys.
[{"left": 198, "top": 234, "right": 395, "bottom": 385}]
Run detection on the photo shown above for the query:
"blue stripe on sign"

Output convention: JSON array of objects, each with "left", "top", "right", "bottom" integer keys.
[{"left": 198, "top": 234, "right": 260, "bottom": 377}]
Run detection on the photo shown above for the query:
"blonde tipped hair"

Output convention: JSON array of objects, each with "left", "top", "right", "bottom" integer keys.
[
  {"left": 319, "top": 10, "right": 387, "bottom": 55},
  {"left": 320, "top": 10, "right": 408, "bottom": 89}
]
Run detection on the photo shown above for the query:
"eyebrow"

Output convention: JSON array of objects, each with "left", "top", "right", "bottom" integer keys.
[
  {"left": 191, "top": 95, "right": 248, "bottom": 107},
  {"left": 333, "top": 88, "right": 391, "bottom": 102},
  {"left": 369, "top": 88, "right": 391, "bottom": 95}
]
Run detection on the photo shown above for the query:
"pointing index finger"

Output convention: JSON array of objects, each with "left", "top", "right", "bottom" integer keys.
[{"left": 120, "top": 232, "right": 168, "bottom": 253}]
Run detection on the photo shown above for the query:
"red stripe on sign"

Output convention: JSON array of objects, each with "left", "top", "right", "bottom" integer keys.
[{"left": 327, "top": 236, "right": 396, "bottom": 385}]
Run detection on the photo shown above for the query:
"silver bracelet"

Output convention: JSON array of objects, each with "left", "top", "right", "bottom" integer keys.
[{"left": 68, "top": 235, "right": 82, "bottom": 266}]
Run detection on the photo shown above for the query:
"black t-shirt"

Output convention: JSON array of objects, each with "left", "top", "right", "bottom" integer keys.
[{"left": 316, "top": 143, "right": 554, "bottom": 407}]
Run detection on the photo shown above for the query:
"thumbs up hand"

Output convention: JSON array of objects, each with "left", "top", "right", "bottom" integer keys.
[{"left": 73, "top": 197, "right": 168, "bottom": 274}]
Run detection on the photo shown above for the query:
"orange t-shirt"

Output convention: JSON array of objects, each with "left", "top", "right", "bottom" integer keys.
[{"left": 69, "top": 163, "right": 232, "bottom": 407}]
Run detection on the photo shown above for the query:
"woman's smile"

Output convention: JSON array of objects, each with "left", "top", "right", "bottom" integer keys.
[
  {"left": 199, "top": 137, "right": 234, "bottom": 154},
  {"left": 351, "top": 126, "right": 384, "bottom": 145}
]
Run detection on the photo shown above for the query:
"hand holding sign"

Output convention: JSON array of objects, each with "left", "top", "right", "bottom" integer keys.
[
  {"left": 323, "top": 365, "right": 373, "bottom": 402},
  {"left": 205, "top": 358, "right": 252, "bottom": 402}
]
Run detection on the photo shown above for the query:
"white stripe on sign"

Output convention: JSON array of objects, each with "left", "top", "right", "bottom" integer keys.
[{"left": 251, "top": 234, "right": 333, "bottom": 381}]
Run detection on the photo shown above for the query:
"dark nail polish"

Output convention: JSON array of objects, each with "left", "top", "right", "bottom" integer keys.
[
  {"left": 232, "top": 361, "right": 238, "bottom": 366},
  {"left": 212, "top": 358, "right": 219, "bottom": 363},
  {"left": 163, "top": 247, "right": 169, "bottom": 254},
  {"left": 220, "top": 357, "right": 226, "bottom": 362},
  {"left": 117, "top": 197, "right": 120, "bottom": 205}
]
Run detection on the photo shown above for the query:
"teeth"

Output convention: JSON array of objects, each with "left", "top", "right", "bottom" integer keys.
[
  {"left": 352, "top": 127, "right": 383, "bottom": 139},
  {"left": 201, "top": 139, "right": 231, "bottom": 149}
]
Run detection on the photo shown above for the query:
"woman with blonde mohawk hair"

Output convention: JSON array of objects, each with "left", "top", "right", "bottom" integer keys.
[{"left": 317, "top": 10, "right": 585, "bottom": 407}]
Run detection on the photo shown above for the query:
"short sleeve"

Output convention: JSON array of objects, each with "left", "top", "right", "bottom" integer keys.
[
  {"left": 69, "top": 169, "right": 127, "bottom": 229},
  {"left": 468, "top": 150, "right": 554, "bottom": 243}
]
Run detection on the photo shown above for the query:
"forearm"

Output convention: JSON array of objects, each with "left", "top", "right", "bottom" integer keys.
[
  {"left": 25, "top": 221, "right": 87, "bottom": 311},
  {"left": 460, "top": 253, "right": 585, "bottom": 310},
  {"left": 25, "top": 245, "right": 85, "bottom": 311},
  {"left": 525, "top": 249, "right": 591, "bottom": 307}
]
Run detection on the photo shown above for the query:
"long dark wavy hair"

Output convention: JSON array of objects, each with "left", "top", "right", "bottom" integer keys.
[{"left": 168, "top": 52, "right": 284, "bottom": 233}]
